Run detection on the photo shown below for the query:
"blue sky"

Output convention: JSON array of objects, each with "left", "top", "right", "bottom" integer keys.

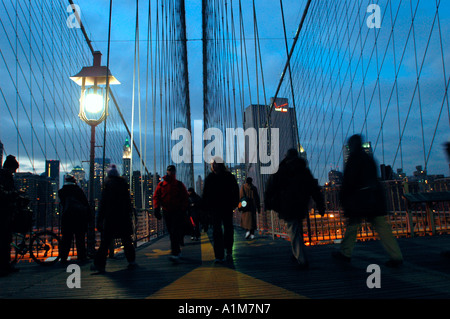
[{"left": 1, "top": 0, "right": 449, "bottom": 185}]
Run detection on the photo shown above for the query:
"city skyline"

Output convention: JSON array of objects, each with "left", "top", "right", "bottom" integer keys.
[{"left": 0, "top": 1, "right": 449, "bottom": 187}]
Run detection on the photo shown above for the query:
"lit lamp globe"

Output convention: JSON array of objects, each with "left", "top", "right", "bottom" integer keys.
[{"left": 70, "top": 51, "right": 120, "bottom": 126}]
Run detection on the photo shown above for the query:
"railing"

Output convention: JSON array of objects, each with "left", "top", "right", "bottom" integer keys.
[
  {"left": 234, "top": 178, "right": 450, "bottom": 245},
  {"left": 11, "top": 207, "right": 167, "bottom": 262}
]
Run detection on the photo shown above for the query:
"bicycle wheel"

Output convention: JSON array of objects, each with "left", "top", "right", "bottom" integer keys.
[
  {"left": 11, "top": 234, "right": 27, "bottom": 264},
  {"left": 30, "top": 231, "right": 60, "bottom": 265}
]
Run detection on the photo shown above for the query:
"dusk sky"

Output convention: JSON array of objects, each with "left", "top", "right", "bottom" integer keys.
[{"left": 1, "top": 0, "right": 449, "bottom": 185}]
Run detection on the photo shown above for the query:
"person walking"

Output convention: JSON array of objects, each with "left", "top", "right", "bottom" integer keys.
[
  {"left": 0, "top": 155, "right": 20, "bottom": 276},
  {"left": 332, "top": 134, "right": 403, "bottom": 267},
  {"left": 239, "top": 177, "right": 260, "bottom": 240},
  {"left": 202, "top": 157, "right": 239, "bottom": 263},
  {"left": 153, "top": 165, "right": 189, "bottom": 262},
  {"left": 265, "top": 148, "right": 325, "bottom": 269},
  {"left": 92, "top": 164, "right": 136, "bottom": 273},
  {"left": 187, "top": 187, "right": 202, "bottom": 241},
  {"left": 58, "top": 175, "right": 90, "bottom": 263}
]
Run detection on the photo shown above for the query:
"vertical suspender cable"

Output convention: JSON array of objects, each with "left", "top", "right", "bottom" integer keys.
[
  {"left": 266, "top": 0, "right": 311, "bottom": 125},
  {"left": 102, "top": 0, "right": 113, "bottom": 184}
]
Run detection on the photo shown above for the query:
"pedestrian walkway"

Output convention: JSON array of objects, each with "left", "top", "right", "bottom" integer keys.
[{"left": 1, "top": 228, "right": 450, "bottom": 299}]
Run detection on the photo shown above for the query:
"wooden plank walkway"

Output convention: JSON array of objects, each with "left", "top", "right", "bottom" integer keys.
[{"left": 1, "top": 228, "right": 450, "bottom": 301}]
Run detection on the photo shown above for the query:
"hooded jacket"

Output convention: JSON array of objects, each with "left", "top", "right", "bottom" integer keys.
[
  {"left": 97, "top": 175, "right": 134, "bottom": 237},
  {"left": 265, "top": 155, "right": 325, "bottom": 221},
  {"left": 153, "top": 174, "right": 189, "bottom": 213},
  {"left": 58, "top": 183, "right": 89, "bottom": 232},
  {"left": 202, "top": 170, "right": 239, "bottom": 213},
  {"left": 340, "top": 148, "right": 386, "bottom": 219}
]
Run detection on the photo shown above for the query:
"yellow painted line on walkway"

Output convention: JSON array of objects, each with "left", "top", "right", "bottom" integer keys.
[{"left": 147, "top": 233, "right": 307, "bottom": 299}]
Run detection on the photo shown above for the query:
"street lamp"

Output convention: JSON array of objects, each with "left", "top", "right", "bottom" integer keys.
[{"left": 70, "top": 51, "right": 119, "bottom": 256}]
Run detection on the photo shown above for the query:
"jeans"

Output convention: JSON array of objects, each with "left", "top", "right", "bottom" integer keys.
[
  {"left": 164, "top": 211, "right": 185, "bottom": 256},
  {"left": 285, "top": 218, "right": 308, "bottom": 265},
  {"left": 94, "top": 233, "right": 135, "bottom": 270},
  {"left": 60, "top": 229, "right": 87, "bottom": 262},
  {"left": 212, "top": 209, "right": 234, "bottom": 259}
]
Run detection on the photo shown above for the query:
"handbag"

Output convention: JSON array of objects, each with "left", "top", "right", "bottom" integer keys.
[{"left": 238, "top": 196, "right": 249, "bottom": 211}]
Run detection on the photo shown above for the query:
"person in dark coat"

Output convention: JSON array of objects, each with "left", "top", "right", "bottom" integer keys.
[
  {"left": 58, "top": 175, "right": 90, "bottom": 263},
  {"left": 92, "top": 164, "right": 136, "bottom": 273},
  {"left": 332, "top": 134, "right": 403, "bottom": 267},
  {"left": 153, "top": 165, "right": 189, "bottom": 262},
  {"left": 0, "top": 155, "right": 19, "bottom": 276},
  {"left": 265, "top": 148, "right": 325, "bottom": 269},
  {"left": 202, "top": 157, "right": 239, "bottom": 263},
  {"left": 187, "top": 187, "right": 202, "bottom": 241},
  {"left": 239, "top": 177, "right": 260, "bottom": 240}
]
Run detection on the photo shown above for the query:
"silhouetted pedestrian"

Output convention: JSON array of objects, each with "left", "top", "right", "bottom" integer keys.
[
  {"left": 153, "top": 165, "right": 189, "bottom": 262},
  {"left": 265, "top": 148, "right": 325, "bottom": 269},
  {"left": 92, "top": 165, "right": 136, "bottom": 273},
  {"left": 58, "top": 175, "right": 90, "bottom": 263},
  {"left": 333, "top": 134, "right": 403, "bottom": 267},
  {"left": 239, "top": 177, "right": 260, "bottom": 240},
  {"left": 0, "top": 155, "right": 19, "bottom": 276},
  {"left": 187, "top": 187, "right": 202, "bottom": 241},
  {"left": 441, "top": 140, "right": 450, "bottom": 258},
  {"left": 202, "top": 157, "right": 239, "bottom": 263}
]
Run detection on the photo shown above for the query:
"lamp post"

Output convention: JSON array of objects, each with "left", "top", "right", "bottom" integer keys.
[{"left": 70, "top": 51, "right": 119, "bottom": 256}]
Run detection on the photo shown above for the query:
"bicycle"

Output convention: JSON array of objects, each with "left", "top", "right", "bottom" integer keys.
[{"left": 12, "top": 230, "right": 61, "bottom": 266}]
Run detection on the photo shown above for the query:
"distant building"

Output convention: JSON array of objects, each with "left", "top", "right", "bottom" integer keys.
[
  {"left": 243, "top": 97, "right": 300, "bottom": 204},
  {"left": 328, "top": 169, "right": 343, "bottom": 185},
  {"left": 94, "top": 157, "right": 110, "bottom": 202},
  {"left": 196, "top": 175, "right": 203, "bottom": 194},
  {"left": 123, "top": 137, "right": 131, "bottom": 178},
  {"left": 70, "top": 165, "right": 88, "bottom": 193},
  {"left": 45, "top": 160, "right": 60, "bottom": 189},
  {"left": 71, "top": 166, "right": 86, "bottom": 183},
  {"left": 231, "top": 163, "right": 246, "bottom": 187},
  {"left": 14, "top": 172, "right": 58, "bottom": 229}
]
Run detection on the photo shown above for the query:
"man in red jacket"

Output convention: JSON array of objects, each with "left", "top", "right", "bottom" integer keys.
[{"left": 153, "top": 165, "right": 189, "bottom": 262}]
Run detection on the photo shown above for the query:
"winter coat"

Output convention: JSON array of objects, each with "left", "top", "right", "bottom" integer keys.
[
  {"left": 0, "top": 169, "right": 16, "bottom": 232},
  {"left": 202, "top": 170, "right": 239, "bottom": 213},
  {"left": 265, "top": 156, "right": 325, "bottom": 221},
  {"left": 340, "top": 149, "right": 387, "bottom": 219},
  {"left": 97, "top": 176, "right": 134, "bottom": 237},
  {"left": 188, "top": 192, "right": 202, "bottom": 218},
  {"left": 58, "top": 183, "right": 90, "bottom": 233},
  {"left": 239, "top": 182, "right": 260, "bottom": 230},
  {"left": 153, "top": 174, "right": 189, "bottom": 214}
]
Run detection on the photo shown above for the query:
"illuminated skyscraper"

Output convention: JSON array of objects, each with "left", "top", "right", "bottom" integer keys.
[
  {"left": 243, "top": 97, "right": 301, "bottom": 204},
  {"left": 45, "top": 160, "right": 60, "bottom": 189},
  {"left": 123, "top": 137, "right": 131, "bottom": 178}
]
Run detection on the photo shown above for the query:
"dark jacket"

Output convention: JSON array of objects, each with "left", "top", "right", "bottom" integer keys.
[
  {"left": 0, "top": 169, "right": 16, "bottom": 232},
  {"left": 58, "top": 183, "right": 90, "bottom": 233},
  {"left": 153, "top": 174, "right": 189, "bottom": 213},
  {"left": 97, "top": 176, "right": 134, "bottom": 237},
  {"left": 340, "top": 149, "right": 386, "bottom": 219},
  {"left": 188, "top": 191, "right": 202, "bottom": 217},
  {"left": 265, "top": 156, "right": 325, "bottom": 221},
  {"left": 202, "top": 170, "right": 239, "bottom": 213}
]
